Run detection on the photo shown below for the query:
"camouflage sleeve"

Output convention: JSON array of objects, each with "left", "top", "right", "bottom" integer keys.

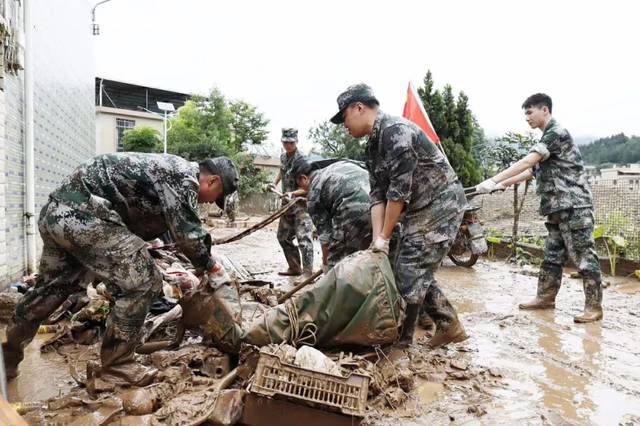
[
  {"left": 368, "top": 171, "right": 385, "bottom": 207},
  {"left": 308, "top": 192, "right": 331, "bottom": 244},
  {"left": 384, "top": 124, "right": 416, "bottom": 204},
  {"left": 159, "top": 177, "right": 214, "bottom": 272},
  {"left": 365, "top": 155, "right": 385, "bottom": 207},
  {"left": 530, "top": 127, "right": 562, "bottom": 161}
]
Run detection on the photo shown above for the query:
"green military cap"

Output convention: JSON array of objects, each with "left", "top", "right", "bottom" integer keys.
[
  {"left": 200, "top": 156, "right": 240, "bottom": 209},
  {"left": 281, "top": 128, "right": 298, "bottom": 143},
  {"left": 330, "top": 83, "right": 379, "bottom": 124}
]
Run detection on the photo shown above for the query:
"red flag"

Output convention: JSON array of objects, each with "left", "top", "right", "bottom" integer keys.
[{"left": 402, "top": 82, "right": 440, "bottom": 144}]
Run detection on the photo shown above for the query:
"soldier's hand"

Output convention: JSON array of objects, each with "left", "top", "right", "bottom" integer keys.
[
  {"left": 282, "top": 192, "right": 293, "bottom": 203},
  {"left": 207, "top": 263, "right": 231, "bottom": 289},
  {"left": 371, "top": 237, "right": 390, "bottom": 255},
  {"left": 476, "top": 178, "right": 500, "bottom": 194}
]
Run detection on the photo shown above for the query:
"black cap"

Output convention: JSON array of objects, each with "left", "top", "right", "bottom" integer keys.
[
  {"left": 290, "top": 156, "right": 312, "bottom": 181},
  {"left": 330, "top": 83, "right": 379, "bottom": 124},
  {"left": 200, "top": 156, "right": 240, "bottom": 209}
]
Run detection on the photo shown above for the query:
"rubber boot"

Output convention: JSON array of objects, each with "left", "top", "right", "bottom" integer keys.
[
  {"left": 428, "top": 318, "right": 468, "bottom": 348},
  {"left": 418, "top": 312, "right": 434, "bottom": 330},
  {"left": 519, "top": 265, "right": 560, "bottom": 310},
  {"left": 518, "top": 297, "right": 556, "bottom": 310},
  {"left": 2, "top": 291, "right": 68, "bottom": 379},
  {"left": 397, "top": 304, "right": 420, "bottom": 348},
  {"left": 1, "top": 341, "right": 21, "bottom": 380},
  {"left": 278, "top": 268, "right": 302, "bottom": 276},
  {"left": 294, "top": 270, "right": 314, "bottom": 284},
  {"left": 95, "top": 323, "right": 157, "bottom": 387},
  {"left": 574, "top": 274, "right": 603, "bottom": 323}
]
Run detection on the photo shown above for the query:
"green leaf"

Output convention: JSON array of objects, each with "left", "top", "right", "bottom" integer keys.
[
  {"left": 592, "top": 225, "right": 604, "bottom": 240},
  {"left": 486, "top": 236, "right": 501, "bottom": 244},
  {"left": 610, "top": 235, "right": 626, "bottom": 247}
]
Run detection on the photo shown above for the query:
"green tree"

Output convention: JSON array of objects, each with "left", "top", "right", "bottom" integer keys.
[
  {"left": 417, "top": 71, "right": 483, "bottom": 186},
  {"left": 122, "top": 126, "right": 162, "bottom": 153},
  {"left": 580, "top": 133, "right": 640, "bottom": 165},
  {"left": 308, "top": 120, "right": 366, "bottom": 160},
  {"left": 167, "top": 87, "right": 270, "bottom": 194},
  {"left": 229, "top": 100, "right": 269, "bottom": 150}
]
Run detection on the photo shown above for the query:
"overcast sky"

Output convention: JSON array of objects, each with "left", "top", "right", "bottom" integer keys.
[{"left": 94, "top": 0, "right": 640, "bottom": 153}]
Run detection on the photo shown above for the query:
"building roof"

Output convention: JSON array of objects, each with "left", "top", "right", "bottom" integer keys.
[{"left": 95, "top": 77, "right": 190, "bottom": 114}]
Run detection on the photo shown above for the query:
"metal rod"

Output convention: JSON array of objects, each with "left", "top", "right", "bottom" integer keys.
[
  {"left": 214, "top": 197, "right": 304, "bottom": 245},
  {"left": 277, "top": 270, "right": 323, "bottom": 303}
]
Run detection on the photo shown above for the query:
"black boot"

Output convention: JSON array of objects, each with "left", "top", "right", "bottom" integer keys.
[{"left": 398, "top": 304, "right": 420, "bottom": 347}]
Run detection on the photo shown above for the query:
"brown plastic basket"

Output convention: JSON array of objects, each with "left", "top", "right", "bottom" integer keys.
[{"left": 250, "top": 351, "right": 370, "bottom": 417}]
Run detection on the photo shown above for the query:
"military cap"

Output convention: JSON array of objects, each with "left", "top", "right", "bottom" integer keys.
[
  {"left": 281, "top": 128, "right": 298, "bottom": 143},
  {"left": 200, "top": 156, "right": 240, "bottom": 209},
  {"left": 330, "top": 83, "right": 379, "bottom": 124}
]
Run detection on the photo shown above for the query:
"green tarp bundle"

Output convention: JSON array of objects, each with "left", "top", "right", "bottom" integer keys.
[{"left": 186, "top": 251, "right": 405, "bottom": 353}]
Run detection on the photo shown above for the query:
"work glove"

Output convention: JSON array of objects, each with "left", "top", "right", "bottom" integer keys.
[
  {"left": 370, "top": 236, "right": 390, "bottom": 255},
  {"left": 207, "top": 263, "right": 231, "bottom": 290},
  {"left": 475, "top": 178, "right": 504, "bottom": 194},
  {"left": 265, "top": 183, "right": 276, "bottom": 193},
  {"left": 282, "top": 192, "right": 293, "bottom": 203}
]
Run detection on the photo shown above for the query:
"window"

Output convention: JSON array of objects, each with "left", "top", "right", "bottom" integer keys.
[{"left": 115, "top": 118, "right": 136, "bottom": 151}]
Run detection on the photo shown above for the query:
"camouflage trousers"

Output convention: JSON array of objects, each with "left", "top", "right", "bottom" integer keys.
[
  {"left": 391, "top": 210, "right": 464, "bottom": 328},
  {"left": 538, "top": 208, "right": 602, "bottom": 307},
  {"left": 326, "top": 227, "right": 373, "bottom": 269},
  {"left": 4, "top": 200, "right": 162, "bottom": 371},
  {"left": 277, "top": 207, "right": 314, "bottom": 273}
]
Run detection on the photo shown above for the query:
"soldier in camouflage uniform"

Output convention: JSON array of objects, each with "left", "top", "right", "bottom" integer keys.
[
  {"left": 477, "top": 93, "right": 602, "bottom": 323},
  {"left": 291, "top": 158, "right": 372, "bottom": 272},
  {"left": 330, "top": 84, "right": 469, "bottom": 348},
  {"left": 224, "top": 190, "right": 239, "bottom": 222},
  {"left": 267, "top": 128, "right": 314, "bottom": 277},
  {"left": 2, "top": 153, "right": 239, "bottom": 384}
]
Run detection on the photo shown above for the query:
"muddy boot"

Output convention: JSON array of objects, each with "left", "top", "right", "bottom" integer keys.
[
  {"left": 518, "top": 297, "right": 556, "bottom": 310},
  {"left": 278, "top": 268, "right": 302, "bottom": 276},
  {"left": 293, "top": 269, "right": 314, "bottom": 284},
  {"left": 519, "top": 265, "right": 560, "bottom": 310},
  {"left": 574, "top": 274, "right": 603, "bottom": 323},
  {"left": 418, "top": 312, "right": 434, "bottom": 330},
  {"left": 1, "top": 290, "right": 69, "bottom": 379},
  {"left": 98, "top": 324, "right": 157, "bottom": 387},
  {"left": 1, "top": 341, "right": 21, "bottom": 380},
  {"left": 397, "top": 304, "right": 420, "bottom": 347},
  {"left": 428, "top": 319, "right": 468, "bottom": 348}
]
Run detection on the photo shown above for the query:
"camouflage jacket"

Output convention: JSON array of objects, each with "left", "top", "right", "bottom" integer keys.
[
  {"left": 49, "top": 153, "right": 215, "bottom": 271},
  {"left": 530, "top": 118, "right": 592, "bottom": 215},
  {"left": 365, "top": 111, "right": 466, "bottom": 223},
  {"left": 280, "top": 150, "right": 306, "bottom": 193},
  {"left": 307, "top": 160, "right": 371, "bottom": 245}
]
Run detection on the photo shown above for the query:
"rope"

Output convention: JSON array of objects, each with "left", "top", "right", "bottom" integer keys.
[{"left": 285, "top": 299, "right": 317, "bottom": 347}]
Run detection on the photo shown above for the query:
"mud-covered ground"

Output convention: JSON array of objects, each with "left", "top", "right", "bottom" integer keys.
[{"left": 5, "top": 219, "right": 640, "bottom": 425}]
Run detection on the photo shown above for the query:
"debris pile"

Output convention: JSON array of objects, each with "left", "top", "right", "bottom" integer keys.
[{"left": 1, "top": 240, "right": 503, "bottom": 425}]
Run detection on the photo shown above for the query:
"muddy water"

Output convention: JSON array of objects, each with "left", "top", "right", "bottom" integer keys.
[
  {"left": 6, "top": 334, "right": 76, "bottom": 403},
  {"left": 216, "top": 227, "right": 640, "bottom": 424},
  {"left": 430, "top": 260, "right": 640, "bottom": 425}
]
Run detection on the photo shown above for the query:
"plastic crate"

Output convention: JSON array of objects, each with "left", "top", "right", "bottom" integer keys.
[{"left": 250, "top": 351, "right": 370, "bottom": 417}]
